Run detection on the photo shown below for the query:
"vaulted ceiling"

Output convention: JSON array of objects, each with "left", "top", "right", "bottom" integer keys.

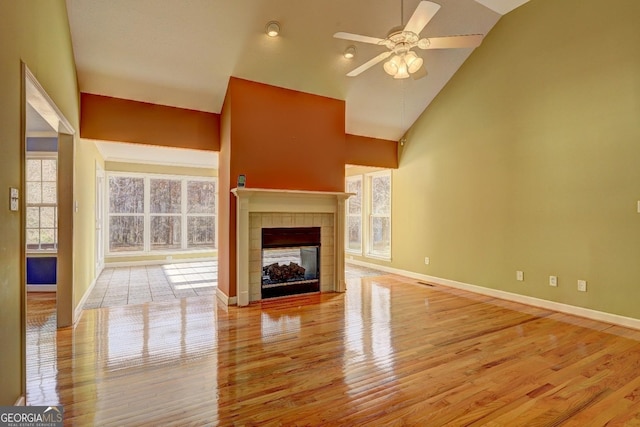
[{"left": 65, "top": 0, "right": 529, "bottom": 142}]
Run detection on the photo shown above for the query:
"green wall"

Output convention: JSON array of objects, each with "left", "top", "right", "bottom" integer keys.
[
  {"left": 74, "top": 140, "right": 104, "bottom": 308},
  {"left": 392, "top": 0, "right": 640, "bottom": 318},
  {"left": 0, "top": 0, "right": 80, "bottom": 405}
]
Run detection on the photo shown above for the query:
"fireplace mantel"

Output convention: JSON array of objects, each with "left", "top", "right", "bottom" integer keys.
[{"left": 231, "top": 187, "right": 351, "bottom": 306}]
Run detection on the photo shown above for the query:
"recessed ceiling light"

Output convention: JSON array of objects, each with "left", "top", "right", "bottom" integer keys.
[
  {"left": 344, "top": 46, "right": 356, "bottom": 59},
  {"left": 266, "top": 21, "right": 280, "bottom": 37}
]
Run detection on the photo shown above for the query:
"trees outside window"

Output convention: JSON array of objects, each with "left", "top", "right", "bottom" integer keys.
[
  {"left": 345, "top": 176, "right": 362, "bottom": 253},
  {"left": 150, "top": 179, "right": 181, "bottom": 250},
  {"left": 345, "top": 170, "right": 392, "bottom": 260},
  {"left": 109, "top": 176, "right": 144, "bottom": 252},
  {"left": 107, "top": 173, "right": 216, "bottom": 253},
  {"left": 368, "top": 172, "right": 391, "bottom": 258},
  {"left": 26, "top": 156, "right": 58, "bottom": 251},
  {"left": 187, "top": 181, "right": 216, "bottom": 249}
]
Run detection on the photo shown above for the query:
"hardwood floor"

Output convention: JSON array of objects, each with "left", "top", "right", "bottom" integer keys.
[{"left": 26, "top": 275, "right": 640, "bottom": 426}]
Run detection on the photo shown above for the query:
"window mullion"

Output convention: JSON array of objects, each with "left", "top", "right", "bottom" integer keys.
[
  {"left": 144, "top": 177, "right": 150, "bottom": 252},
  {"left": 181, "top": 179, "right": 187, "bottom": 250}
]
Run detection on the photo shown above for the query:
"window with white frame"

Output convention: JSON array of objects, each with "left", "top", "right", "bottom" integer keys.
[
  {"left": 108, "top": 173, "right": 216, "bottom": 254},
  {"left": 345, "top": 176, "right": 363, "bottom": 253},
  {"left": 26, "top": 155, "right": 58, "bottom": 251},
  {"left": 367, "top": 171, "right": 391, "bottom": 259},
  {"left": 345, "top": 169, "right": 392, "bottom": 260}
]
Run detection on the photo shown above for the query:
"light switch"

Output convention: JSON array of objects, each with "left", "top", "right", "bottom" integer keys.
[{"left": 9, "top": 187, "right": 18, "bottom": 211}]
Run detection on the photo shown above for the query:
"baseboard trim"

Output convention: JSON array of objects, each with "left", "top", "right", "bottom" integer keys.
[
  {"left": 106, "top": 256, "right": 214, "bottom": 268},
  {"left": 14, "top": 395, "right": 25, "bottom": 406},
  {"left": 346, "top": 260, "right": 640, "bottom": 330},
  {"left": 216, "top": 288, "right": 237, "bottom": 306},
  {"left": 26, "top": 285, "right": 56, "bottom": 292},
  {"left": 74, "top": 272, "right": 99, "bottom": 325}
]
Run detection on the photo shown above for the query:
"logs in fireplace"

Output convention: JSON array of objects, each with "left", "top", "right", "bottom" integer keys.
[
  {"left": 261, "top": 227, "right": 320, "bottom": 299},
  {"left": 263, "top": 262, "right": 306, "bottom": 283}
]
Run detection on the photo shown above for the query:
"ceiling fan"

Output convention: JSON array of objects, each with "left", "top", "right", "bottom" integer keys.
[{"left": 334, "top": 1, "right": 483, "bottom": 79}]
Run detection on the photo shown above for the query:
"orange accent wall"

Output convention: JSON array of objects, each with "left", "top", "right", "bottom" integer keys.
[
  {"left": 345, "top": 133, "right": 398, "bottom": 168},
  {"left": 80, "top": 93, "right": 220, "bottom": 150},
  {"left": 217, "top": 88, "right": 233, "bottom": 299},
  {"left": 228, "top": 78, "right": 346, "bottom": 191},
  {"left": 218, "top": 78, "right": 347, "bottom": 298}
]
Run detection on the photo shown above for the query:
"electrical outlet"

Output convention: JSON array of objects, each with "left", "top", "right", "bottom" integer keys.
[
  {"left": 424, "top": 257, "right": 430, "bottom": 265},
  {"left": 549, "top": 276, "right": 558, "bottom": 287},
  {"left": 516, "top": 271, "right": 524, "bottom": 281},
  {"left": 577, "top": 280, "right": 587, "bottom": 292}
]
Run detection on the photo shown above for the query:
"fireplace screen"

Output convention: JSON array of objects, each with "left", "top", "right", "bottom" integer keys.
[{"left": 261, "top": 227, "right": 320, "bottom": 299}]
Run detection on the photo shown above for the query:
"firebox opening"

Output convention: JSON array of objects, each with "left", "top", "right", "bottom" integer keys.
[{"left": 261, "top": 227, "right": 321, "bottom": 299}]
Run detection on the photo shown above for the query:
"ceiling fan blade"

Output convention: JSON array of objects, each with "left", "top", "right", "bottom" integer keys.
[
  {"left": 333, "top": 32, "right": 385, "bottom": 45},
  {"left": 411, "top": 64, "right": 428, "bottom": 80},
  {"left": 420, "top": 34, "right": 484, "bottom": 49},
  {"left": 346, "top": 51, "right": 392, "bottom": 77},
  {"left": 404, "top": 1, "right": 441, "bottom": 35}
]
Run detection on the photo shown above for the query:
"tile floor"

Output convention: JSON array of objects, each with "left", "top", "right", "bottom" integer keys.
[
  {"left": 83, "top": 259, "right": 385, "bottom": 310},
  {"left": 83, "top": 260, "right": 217, "bottom": 309}
]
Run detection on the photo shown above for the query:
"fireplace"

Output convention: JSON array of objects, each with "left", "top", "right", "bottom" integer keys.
[
  {"left": 231, "top": 188, "right": 351, "bottom": 306},
  {"left": 261, "top": 227, "right": 320, "bottom": 299}
]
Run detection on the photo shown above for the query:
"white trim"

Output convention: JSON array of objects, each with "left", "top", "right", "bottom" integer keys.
[
  {"left": 106, "top": 171, "right": 217, "bottom": 256},
  {"left": 346, "top": 259, "right": 640, "bottom": 331},
  {"left": 14, "top": 396, "right": 26, "bottom": 406},
  {"left": 217, "top": 288, "right": 237, "bottom": 306},
  {"left": 74, "top": 274, "right": 99, "bottom": 324},
  {"left": 27, "top": 285, "right": 56, "bottom": 292},
  {"left": 105, "top": 256, "right": 215, "bottom": 268},
  {"left": 25, "top": 67, "right": 75, "bottom": 135},
  {"left": 345, "top": 175, "right": 363, "bottom": 254},
  {"left": 364, "top": 170, "right": 392, "bottom": 260}
]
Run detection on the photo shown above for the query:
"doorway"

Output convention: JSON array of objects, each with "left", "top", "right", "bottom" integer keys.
[{"left": 22, "top": 64, "right": 75, "bottom": 404}]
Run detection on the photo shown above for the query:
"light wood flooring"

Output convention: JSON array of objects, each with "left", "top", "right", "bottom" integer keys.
[{"left": 26, "top": 274, "right": 640, "bottom": 425}]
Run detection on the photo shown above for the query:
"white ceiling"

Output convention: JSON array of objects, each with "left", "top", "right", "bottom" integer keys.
[{"left": 65, "top": 0, "right": 527, "bottom": 144}]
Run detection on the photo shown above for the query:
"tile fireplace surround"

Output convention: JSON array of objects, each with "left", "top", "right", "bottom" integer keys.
[{"left": 231, "top": 188, "right": 352, "bottom": 306}]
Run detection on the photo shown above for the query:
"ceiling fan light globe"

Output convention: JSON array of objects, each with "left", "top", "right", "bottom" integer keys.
[
  {"left": 394, "top": 62, "right": 410, "bottom": 79},
  {"left": 407, "top": 56, "right": 423, "bottom": 74},
  {"left": 404, "top": 51, "right": 417, "bottom": 66},
  {"left": 383, "top": 55, "right": 402, "bottom": 76}
]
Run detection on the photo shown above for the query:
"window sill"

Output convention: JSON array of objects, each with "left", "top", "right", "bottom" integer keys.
[
  {"left": 106, "top": 248, "right": 216, "bottom": 257},
  {"left": 365, "top": 253, "right": 391, "bottom": 262},
  {"left": 26, "top": 250, "right": 58, "bottom": 256}
]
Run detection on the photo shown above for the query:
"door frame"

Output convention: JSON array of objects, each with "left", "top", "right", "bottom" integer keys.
[
  {"left": 95, "top": 162, "right": 105, "bottom": 274},
  {"left": 21, "top": 63, "right": 76, "bottom": 402}
]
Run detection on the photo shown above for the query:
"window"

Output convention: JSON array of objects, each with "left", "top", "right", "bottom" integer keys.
[
  {"left": 150, "top": 179, "right": 181, "bottom": 250},
  {"left": 186, "top": 180, "right": 216, "bottom": 249},
  {"left": 107, "top": 173, "right": 216, "bottom": 254},
  {"left": 26, "top": 155, "right": 57, "bottom": 251},
  {"left": 345, "top": 169, "right": 392, "bottom": 260},
  {"left": 368, "top": 171, "right": 391, "bottom": 258},
  {"left": 109, "top": 176, "right": 145, "bottom": 252},
  {"left": 345, "top": 176, "right": 362, "bottom": 253}
]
